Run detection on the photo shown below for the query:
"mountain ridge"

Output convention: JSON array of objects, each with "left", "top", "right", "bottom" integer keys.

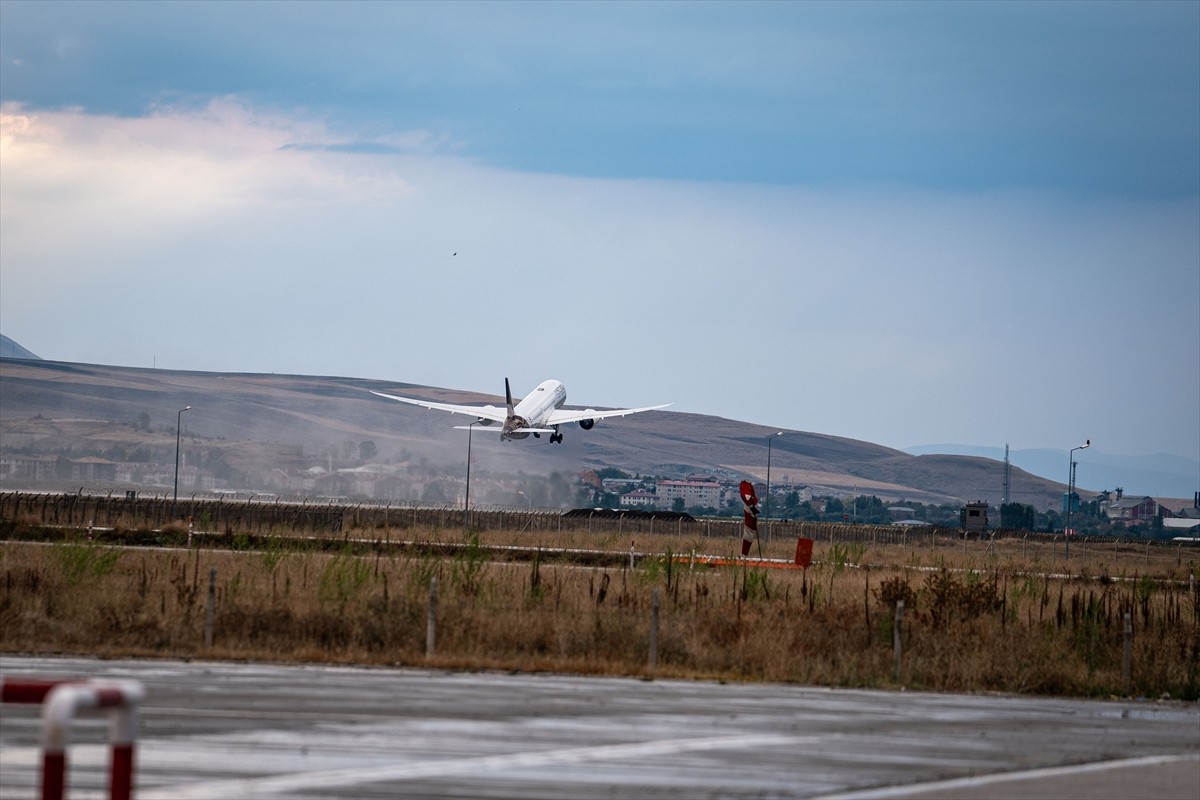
[
  {"left": 2, "top": 350, "right": 1182, "bottom": 510},
  {"left": 904, "top": 443, "right": 1198, "bottom": 500}
]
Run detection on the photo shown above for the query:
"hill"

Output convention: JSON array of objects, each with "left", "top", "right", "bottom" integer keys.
[
  {"left": 904, "top": 443, "right": 1198, "bottom": 500},
  {"left": 0, "top": 356, "right": 1070, "bottom": 507}
]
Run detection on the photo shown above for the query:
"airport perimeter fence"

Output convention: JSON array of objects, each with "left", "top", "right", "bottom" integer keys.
[
  {"left": 4, "top": 490, "right": 1189, "bottom": 554},
  {"left": 0, "top": 490, "right": 948, "bottom": 542}
]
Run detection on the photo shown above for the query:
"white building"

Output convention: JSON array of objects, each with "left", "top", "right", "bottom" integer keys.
[
  {"left": 620, "top": 490, "right": 658, "bottom": 508},
  {"left": 656, "top": 479, "right": 721, "bottom": 509}
]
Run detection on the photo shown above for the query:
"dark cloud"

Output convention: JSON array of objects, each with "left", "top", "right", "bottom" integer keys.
[{"left": 1, "top": 1, "right": 1196, "bottom": 196}]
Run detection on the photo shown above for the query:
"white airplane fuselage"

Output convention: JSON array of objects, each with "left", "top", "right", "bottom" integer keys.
[{"left": 503, "top": 379, "right": 568, "bottom": 440}]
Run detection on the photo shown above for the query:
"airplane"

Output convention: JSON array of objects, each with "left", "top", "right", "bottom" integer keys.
[{"left": 370, "top": 378, "right": 670, "bottom": 444}]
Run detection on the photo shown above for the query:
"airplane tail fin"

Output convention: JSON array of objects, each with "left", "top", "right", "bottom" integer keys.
[{"left": 505, "top": 378, "right": 515, "bottom": 417}]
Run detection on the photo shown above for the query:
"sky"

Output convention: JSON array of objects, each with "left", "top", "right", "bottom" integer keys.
[{"left": 1, "top": 0, "right": 1197, "bottom": 464}]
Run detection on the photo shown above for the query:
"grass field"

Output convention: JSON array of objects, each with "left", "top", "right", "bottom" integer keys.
[{"left": 2, "top": 522, "right": 1197, "bottom": 699}]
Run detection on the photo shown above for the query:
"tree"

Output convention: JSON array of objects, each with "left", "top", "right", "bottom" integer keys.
[
  {"left": 854, "top": 495, "right": 888, "bottom": 524},
  {"left": 204, "top": 448, "right": 234, "bottom": 480},
  {"left": 422, "top": 481, "right": 451, "bottom": 504},
  {"left": 358, "top": 440, "right": 377, "bottom": 461},
  {"left": 1000, "top": 502, "right": 1036, "bottom": 531},
  {"left": 596, "top": 467, "right": 630, "bottom": 480},
  {"left": 796, "top": 501, "right": 821, "bottom": 521}
]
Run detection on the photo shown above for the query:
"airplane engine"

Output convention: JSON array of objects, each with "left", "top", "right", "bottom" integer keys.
[{"left": 578, "top": 419, "right": 595, "bottom": 430}]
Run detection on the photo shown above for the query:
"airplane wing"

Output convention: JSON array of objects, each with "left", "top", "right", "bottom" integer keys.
[
  {"left": 370, "top": 390, "right": 509, "bottom": 424},
  {"left": 546, "top": 403, "right": 672, "bottom": 425}
]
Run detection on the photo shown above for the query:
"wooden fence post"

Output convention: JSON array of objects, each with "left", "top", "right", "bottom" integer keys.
[
  {"left": 426, "top": 576, "right": 438, "bottom": 659},
  {"left": 649, "top": 587, "right": 660, "bottom": 672},
  {"left": 1122, "top": 612, "right": 1132, "bottom": 693},
  {"left": 204, "top": 567, "right": 216, "bottom": 648}
]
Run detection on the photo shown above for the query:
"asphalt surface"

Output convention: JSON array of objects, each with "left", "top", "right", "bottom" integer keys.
[{"left": 0, "top": 656, "right": 1196, "bottom": 799}]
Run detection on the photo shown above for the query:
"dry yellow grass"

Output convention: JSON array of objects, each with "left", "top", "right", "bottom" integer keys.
[{"left": 2, "top": 528, "right": 1197, "bottom": 699}]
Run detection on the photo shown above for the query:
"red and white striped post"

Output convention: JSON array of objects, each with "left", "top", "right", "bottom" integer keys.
[{"left": 1, "top": 678, "right": 145, "bottom": 800}]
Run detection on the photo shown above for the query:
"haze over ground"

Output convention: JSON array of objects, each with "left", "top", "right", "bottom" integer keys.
[
  {"left": 1, "top": 341, "right": 1195, "bottom": 501},
  {"left": 1, "top": 1, "right": 1196, "bottom": 472}
]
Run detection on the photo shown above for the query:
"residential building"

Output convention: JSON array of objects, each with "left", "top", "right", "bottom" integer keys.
[
  {"left": 620, "top": 490, "right": 658, "bottom": 508},
  {"left": 67, "top": 457, "right": 118, "bottom": 482},
  {"left": 0, "top": 455, "right": 56, "bottom": 481},
  {"left": 656, "top": 479, "right": 721, "bottom": 509}
]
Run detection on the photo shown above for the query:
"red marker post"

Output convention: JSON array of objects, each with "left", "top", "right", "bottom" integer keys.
[
  {"left": 794, "top": 537, "right": 814, "bottom": 569},
  {"left": 739, "top": 480, "right": 759, "bottom": 557},
  {"left": 2, "top": 678, "right": 144, "bottom": 800}
]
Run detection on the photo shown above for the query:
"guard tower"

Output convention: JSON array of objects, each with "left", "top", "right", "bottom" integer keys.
[{"left": 960, "top": 501, "right": 989, "bottom": 538}]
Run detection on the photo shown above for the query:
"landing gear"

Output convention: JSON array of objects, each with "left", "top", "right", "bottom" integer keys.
[{"left": 550, "top": 429, "right": 563, "bottom": 444}]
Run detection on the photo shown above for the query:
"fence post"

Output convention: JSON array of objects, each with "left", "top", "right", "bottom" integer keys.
[
  {"left": 893, "top": 599, "right": 904, "bottom": 682},
  {"left": 1122, "top": 612, "right": 1132, "bottom": 692},
  {"left": 649, "top": 587, "right": 660, "bottom": 672},
  {"left": 204, "top": 567, "right": 216, "bottom": 648},
  {"left": 426, "top": 576, "right": 438, "bottom": 658}
]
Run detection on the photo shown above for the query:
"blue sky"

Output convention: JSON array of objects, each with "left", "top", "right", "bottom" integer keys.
[{"left": 1, "top": 0, "right": 1197, "bottom": 469}]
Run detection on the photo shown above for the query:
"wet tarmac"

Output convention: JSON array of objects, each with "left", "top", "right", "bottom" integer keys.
[{"left": 1, "top": 656, "right": 1196, "bottom": 799}]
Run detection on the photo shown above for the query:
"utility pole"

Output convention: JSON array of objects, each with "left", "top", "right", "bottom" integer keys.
[{"left": 1065, "top": 439, "right": 1090, "bottom": 559}]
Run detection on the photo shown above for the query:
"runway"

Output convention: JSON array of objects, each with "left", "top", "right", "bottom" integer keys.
[{"left": 1, "top": 656, "right": 1196, "bottom": 799}]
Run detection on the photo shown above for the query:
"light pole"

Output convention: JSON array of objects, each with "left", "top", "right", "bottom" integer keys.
[
  {"left": 1065, "top": 438, "right": 1090, "bottom": 559},
  {"left": 173, "top": 405, "right": 191, "bottom": 515},
  {"left": 764, "top": 432, "right": 783, "bottom": 544},
  {"left": 464, "top": 421, "right": 476, "bottom": 531}
]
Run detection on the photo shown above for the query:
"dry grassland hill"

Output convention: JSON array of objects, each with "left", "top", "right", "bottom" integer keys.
[{"left": 0, "top": 357, "right": 1067, "bottom": 507}]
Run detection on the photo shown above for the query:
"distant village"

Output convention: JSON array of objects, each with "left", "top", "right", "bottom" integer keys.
[{"left": 2, "top": 450, "right": 1197, "bottom": 538}]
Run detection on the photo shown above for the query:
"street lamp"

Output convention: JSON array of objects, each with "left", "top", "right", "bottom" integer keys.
[
  {"left": 1065, "top": 438, "right": 1090, "bottom": 559},
  {"left": 173, "top": 405, "right": 191, "bottom": 514},
  {"left": 764, "top": 432, "right": 783, "bottom": 544},
  {"left": 464, "top": 421, "right": 476, "bottom": 531}
]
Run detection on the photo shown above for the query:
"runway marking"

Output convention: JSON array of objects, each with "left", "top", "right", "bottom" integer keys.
[
  {"left": 812, "top": 752, "right": 1200, "bottom": 799},
  {"left": 140, "top": 732, "right": 801, "bottom": 799}
]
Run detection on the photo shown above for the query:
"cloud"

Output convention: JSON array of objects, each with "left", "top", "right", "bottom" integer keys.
[
  {"left": 3, "top": 2, "right": 1196, "bottom": 194},
  {"left": 1, "top": 101, "right": 1196, "bottom": 460},
  {"left": 1, "top": 100, "right": 414, "bottom": 279}
]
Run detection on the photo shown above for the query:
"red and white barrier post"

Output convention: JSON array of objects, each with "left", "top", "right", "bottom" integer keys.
[{"left": 1, "top": 678, "right": 145, "bottom": 800}]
